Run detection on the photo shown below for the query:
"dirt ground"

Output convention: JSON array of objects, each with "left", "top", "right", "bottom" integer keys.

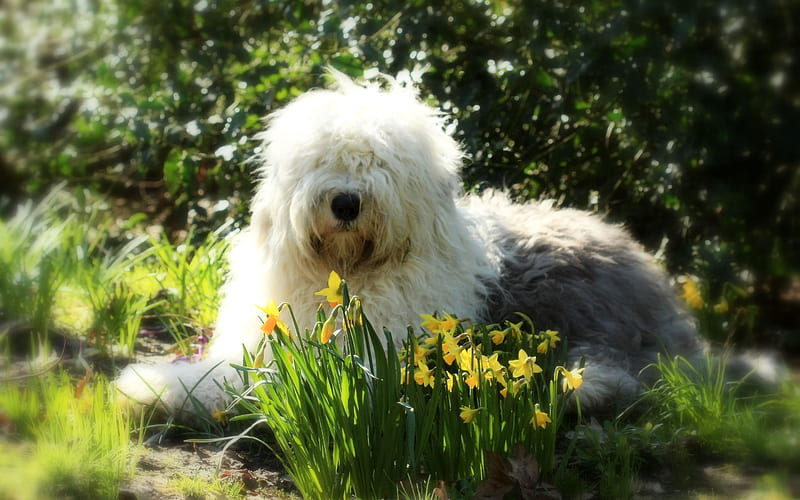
[{"left": 120, "top": 439, "right": 298, "bottom": 499}]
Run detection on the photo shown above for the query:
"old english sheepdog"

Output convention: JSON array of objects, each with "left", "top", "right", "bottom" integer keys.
[{"left": 116, "top": 70, "right": 703, "bottom": 417}]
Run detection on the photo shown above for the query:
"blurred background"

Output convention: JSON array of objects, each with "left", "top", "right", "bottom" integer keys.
[{"left": 1, "top": 0, "right": 798, "bottom": 356}]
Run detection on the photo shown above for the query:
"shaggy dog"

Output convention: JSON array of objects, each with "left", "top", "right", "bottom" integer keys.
[{"left": 116, "top": 71, "right": 703, "bottom": 417}]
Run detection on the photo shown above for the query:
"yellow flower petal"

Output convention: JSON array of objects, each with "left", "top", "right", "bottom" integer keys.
[
  {"left": 212, "top": 409, "right": 229, "bottom": 425},
  {"left": 459, "top": 406, "right": 480, "bottom": 424},
  {"left": 315, "top": 271, "right": 344, "bottom": 307},
  {"left": 256, "top": 301, "right": 289, "bottom": 337},
  {"left": 413, "top": 361, "right": 435, "bottom": 388},
  {"left": 320, "top": 313, "right": 337, "bottom": 344},
  {"left": 681, "top": 278, "right": 704, "bottom": 309},
  {"left": 531, "top": 407, "right": 551, "bottom": 429},
  {"left": 559, "top": 366, "right": 586, "bottom": 392},
  {"left": 508, "top": 349, "right": 543, "bottom": 381},
  {"left": 489, "top": 329, "right": 507, "bottom": 345}
]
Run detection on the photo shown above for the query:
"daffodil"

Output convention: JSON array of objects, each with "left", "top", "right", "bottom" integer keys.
[
  {"left": 212, "top": 409, "right": 229, "bottom": 425},
  {"left": 459, "top": 406, "right": 481, "bottom": 424},
  {"left": 315, "top": 271, "right": 344, "bottom": 307},
  {"left": 420, "top": 314, "right": 442, "bottom": 332},
  {"left": 681, "top": 278, "right": 704, "bottom": 309},
  {"left": 482, "top": 352, "right": 506, "bottom": 385},
  {"left": 506, "top": 320, "right": 524, "bottom": 340},
  {"left": 531, "top": 405, "right": 551, "bottom": 429},
  {"left": 426, "top": 331, "right": 462, "bottom": 365},
  {"left": 346, "top": 296, "right": 364, "bottom": 326},
  {"left": 414, "top": 361, "right": 435, "bottom": 388},
  {"left": 559, "top": 366, "right": 586, "bottom": 392},
  {"left": 458, "top": 347, "right": 481, "bottom": 388},
  {"left": 508, "top": 349, "right": 543, "bottom": 381},
  {"left": 498, "top": 373, "right": 509, "bottom": 398},
  {"left": 537, "top": 329, "right": 561, "bottom": 353},
  {"left": 464, "top": 372, "right": 480, "bottom": 389},
  {"left": 253, "top": 348, "right": 265, "bottom": 369},
  {"left": 489, "top": 328, "right": 507, "bottom": 345},
  {"left": 320, "top": 309, "right": 339, "bottom": 344},
  {"left": 411, "top": 338, "right": 432, "bottom": 363},
  {"left": 420, "top": 312, "right": 460, "bottom": 335},
  {"left": 485, "top": 352, "right": 503, "bottom": 374},
  {"left": 256, "top": 301, "right": 289, "bottom": 337},
  {"left": 457, "top": 346, "right": 478, "bottom": 371}
]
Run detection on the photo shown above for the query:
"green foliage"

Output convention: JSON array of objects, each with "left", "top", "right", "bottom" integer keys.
[
  {"left": 0, "top": 189, "right": 156, "bottom": 359},
  {"left": 144, "top": 228, "right": 230, "bottom": 350},
  {"left": 0, "top": 189, "right": 229, "bottom": 365},
  {"left": 0, "top": 371, "right": 135, "bottom": 500},
  {"left": 645, "top": 353, "right": 800, "bottom": 466}
]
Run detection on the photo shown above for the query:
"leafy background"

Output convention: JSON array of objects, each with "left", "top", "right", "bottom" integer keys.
[{"left": 1, "top": 0, "right": 798, "bottom": 352}]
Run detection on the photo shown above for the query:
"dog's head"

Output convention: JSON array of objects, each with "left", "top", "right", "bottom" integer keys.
[{"left": 250, "top": 70, "right": 465, "bottom": 276}]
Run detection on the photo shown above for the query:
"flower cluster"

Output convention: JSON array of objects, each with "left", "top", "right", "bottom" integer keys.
[
  {"left": 255, "top": 272, "right": 586, "bottom": 434},
  {"left": 402, "top": 312, "right": 585, "bottom": 429},
  {"left": 257, "top": 271, "right": 347, "bottom": 345}
]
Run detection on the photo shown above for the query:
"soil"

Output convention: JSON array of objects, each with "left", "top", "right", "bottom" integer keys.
[
  {"left": 113, "top": 327, "right": 301, "bottom": 499},
  {"left": 119, "top": 439, "right": 298, "bottom": 499}
]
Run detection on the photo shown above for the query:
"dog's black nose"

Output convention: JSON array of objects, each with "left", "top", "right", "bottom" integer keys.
[{"left": 331, "top": 193, "right": 361, "bottom": 222}]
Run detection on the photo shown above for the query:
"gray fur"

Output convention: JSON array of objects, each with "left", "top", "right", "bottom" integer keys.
[{"left": 462, "top": 193, "right": 704, "bottom": 410}]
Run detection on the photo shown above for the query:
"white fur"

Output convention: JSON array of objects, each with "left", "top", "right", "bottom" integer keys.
[{"left": 116, "top": 70, "right": 702, "bottom": 417}]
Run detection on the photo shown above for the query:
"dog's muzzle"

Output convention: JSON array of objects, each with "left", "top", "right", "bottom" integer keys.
[{"left": 331, "top": 193, "right": 361, "bottom": 222}]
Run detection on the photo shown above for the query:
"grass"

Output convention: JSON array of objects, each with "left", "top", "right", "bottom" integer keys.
[
  {"left": 0, "top": 189, "right": 228, "bottom": 498},
  {"left": 0, "top": 370, "right": 135, "bottom": 500},
  {"left": 168, "top": 474, "right": 246, "bottom": 499},
  {"left": 1, "top": 190, "right": 799, "bottom": 498}
]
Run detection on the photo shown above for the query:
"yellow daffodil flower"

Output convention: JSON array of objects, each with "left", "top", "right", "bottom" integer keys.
[
  {"left": 347, "top": 296, "right": 363, "bottom": 326},
  {"left": 531, "top": 405, "right": 551, "bottom": 429},
  {"left": 482, "top": 352, "right": 506, "bottom": 384},
  {"left": 681, "top": 278, "right": 704, "bottom": 309},
  {"left": 256, "top": 301, "right": 289, "bottom": 337},
  {"left": 420, "top": 312, "right": 460, "bottom": 334},
  {"left": 412, "top": 339, "right": 432, "bottom": 363},
  {"left": 559, "top": 366, "right": 586, "bottom": 392},
  {"left": 458, "top": 347, "right": 481, "bottom": 388},
  {"left": 485, "top": 352, "right": 503, "bottom": 374},
  {"left": 414, "top": 361, "right": 435, "bottom": 388},
  {"left": 507, "top": 320, "right": 524, "bottom": 340},
  {"left": 459, "top": 406, "right": 481, "bottom": 424},
  {"left": 508, "top": 349, "right": 543, "bottom": 381},
  {"left": 441, "top": 334, "right": 462, "bottom": 365},
  {"left": 457, "top": 347, "right": 478, "bottom": 372},
  {"left": 489, "top": 328, "right": 507, "bottom": 345},
  {"left": 212, "top": 409, "right": 229, "bottom": 425},
  {"left": 315, "top": 271, "right": 344, "bottom": 307},
  {"left": 537, "top": 329, "right": 561, "bottom": 353},
  {"left": 498, "top": 373, "right": 509, "bottom": 398},
  {"left": 320, "top": 309, "right": 339, "bottom": 344}
]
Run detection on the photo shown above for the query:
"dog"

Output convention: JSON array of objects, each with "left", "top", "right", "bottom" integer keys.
[{"left": 116, "top": 70, "right": 704, "bottom": 417}]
